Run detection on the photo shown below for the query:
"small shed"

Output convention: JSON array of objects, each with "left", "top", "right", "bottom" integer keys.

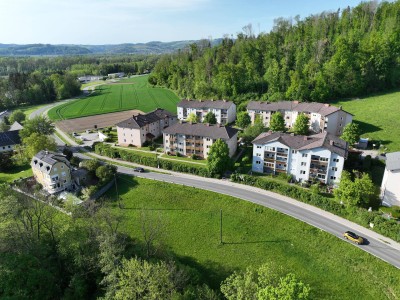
[{"left": 357, "top": 137, "right": 369, "bottom": 150}]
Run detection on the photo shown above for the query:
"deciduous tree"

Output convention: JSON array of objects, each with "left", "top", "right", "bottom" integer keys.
[
  {"left": 9, "top": 109, "right": 26, "bottom": 124},
  {"left": 341, "top": 122, "right": 360, "bottom": 146},
  {"left": 293, "top": 113, "right": 309, "bottom": 135},
  {"left": 19, "top": 116, "right": 54, "bottom": 139},
  {"left": 269, "top": 112, "right": 285, "bottom": 132},
  {"left": 23, "top": 133, "right": 57, "bottom": 158},
  {"left": 203, "top": 112, "right": 217, "bottom": 124},
  {"left": 207, "top": 139, "right": 232, "bottom": 176},
  {"left": 187, "top": 112, "right": 199, "bottom": 123},
  {"left": 236, "top": 111, "right": 251, "bottom": 129}
]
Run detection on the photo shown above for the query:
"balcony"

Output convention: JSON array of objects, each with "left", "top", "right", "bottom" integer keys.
[{"left": 264, "top": 157, "right": 275, "bottom": 162}]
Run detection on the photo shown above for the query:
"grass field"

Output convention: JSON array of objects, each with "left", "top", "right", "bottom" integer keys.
[
  {"left": 0, "top": 164, "right": 32, "bottom": 183},
  {"left": 332, "top": 90, "right": 400, "bottom": 152},
  {"left": 48, "top": 75, "right": 180, "bottom": 121},
  {"left": 105, "top": 175, "right": 400, "bottom": 300}
]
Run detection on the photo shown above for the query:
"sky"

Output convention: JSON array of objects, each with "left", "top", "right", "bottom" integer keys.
[{"left": 0, "top": 0, "right": 367, "bottom": 45}]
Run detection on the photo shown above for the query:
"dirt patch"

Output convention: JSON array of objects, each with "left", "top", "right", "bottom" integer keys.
[{"left": 55, "top": 110, "right": 143, "bottom": 133}]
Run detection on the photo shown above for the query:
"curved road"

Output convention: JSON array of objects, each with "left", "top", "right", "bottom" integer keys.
[
  {"left": 74, "top": 152, "right": 400, "bottom": 269},
  {"left": 31, "top": 101, "right": 400, "bottom": 270}
]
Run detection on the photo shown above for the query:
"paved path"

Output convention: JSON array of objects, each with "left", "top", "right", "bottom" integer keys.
[{"left": 75, "top": 151, "right": 400, "bottom": 269}]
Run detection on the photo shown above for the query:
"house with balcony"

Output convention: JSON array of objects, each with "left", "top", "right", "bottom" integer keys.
[
  {"left": 380, "top": 152, "right": 400, "bottom": 207},
  {"left": 177, "top": 99, "right": 236, "bottom": 125},
  {"left": 252, "top": 131, "right": 348, "bottom": 185},
  {"left": 163, "top": 122, "right": 239, "bottom": 158},
  {"left": 247, "top": 101, "right": 353, "bottom": 136},
  {"left": 31, "top": 150, "right": 73, "bottom": 194},
  {"left": 116, "top": 108, "right": 177, "bottom": 147}
]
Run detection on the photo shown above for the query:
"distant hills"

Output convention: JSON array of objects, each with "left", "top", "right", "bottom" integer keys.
[{"left": 0, "top": 39, "right": 223, "bottom": 56}]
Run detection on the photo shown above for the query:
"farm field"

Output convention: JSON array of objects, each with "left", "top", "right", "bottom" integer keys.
[
  {"left": 105, "top": 175, "right": 400, "bottom": 300},
  {"left": 48, "top": 75, "right": 179, "bottom": 121},
  {"left": 332, "top": 90, "right": 400, "bottom": 152}
]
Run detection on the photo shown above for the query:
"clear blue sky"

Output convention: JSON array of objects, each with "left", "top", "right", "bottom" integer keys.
[{"left": 0, "top": 0, "right": 366, "bottom": 45}]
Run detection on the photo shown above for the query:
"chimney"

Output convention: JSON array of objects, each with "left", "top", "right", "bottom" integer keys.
[
  {"left": 45, "top": 150, "right": 49, "bottom": 155},
  {"left": 324, "top": 103, "right": 330, "bottom": 107},
  {"left": 330, "top": 140, "right": 334, "bottom": 146},
  {"left": 290, "top": 133, "right": 295, "bottom": 136},
  {"left": 223, "top": 99, "right": 226, "bottom": 102},
  {"left": 293, "top": 100, "right": 299, "bottom": 104},
  {"left": 303, "top": 136, "right": 308, "bottom": 141},
  {"left": 206, "top": 123, "right": 210, "bottom": 126}
]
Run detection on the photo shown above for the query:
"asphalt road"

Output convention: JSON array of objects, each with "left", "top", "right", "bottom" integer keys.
[{"left": 74, "top": 152, "right": 400, "bottom": 269}]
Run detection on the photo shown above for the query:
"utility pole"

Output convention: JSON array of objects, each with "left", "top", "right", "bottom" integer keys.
[
  {"left": 115, "top": 173, "right": 121, "bottom": 209},
  {"left": 220, "top": 209, "right": 223, "bottom": 244}
]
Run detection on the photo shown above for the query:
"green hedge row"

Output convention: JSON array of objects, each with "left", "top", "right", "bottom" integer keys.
[
  {"left": 230, "top": 173, "right": 400, "bottom": 243},
  {"left": 94, "top": 143, "right": 209, "bottom": 177}
]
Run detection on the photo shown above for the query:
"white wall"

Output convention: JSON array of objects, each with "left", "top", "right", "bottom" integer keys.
[{"left": 381, "top": 169, "right": 400, "bottom": 206}]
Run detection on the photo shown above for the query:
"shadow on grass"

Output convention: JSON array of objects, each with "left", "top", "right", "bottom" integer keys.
[
  {"left": 354, "top": 120, "right": 382, "bottom": 135},
  {"left": 122, "top": 207, "right": 194, "bottom": 211},
  {"left": 223, "top": 239, "right": 291, "bottom": 245}
]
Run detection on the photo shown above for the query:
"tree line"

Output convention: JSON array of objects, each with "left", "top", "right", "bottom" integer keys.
[{"left": 149, "top": 1, "right": 400, "bottom": 104}]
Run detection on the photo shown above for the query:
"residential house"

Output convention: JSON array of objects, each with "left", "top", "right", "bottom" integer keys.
[
  {"left": 116, "top": 108, "right": 177, "bottom": 147},
  {"left": 247, "top": 101, "right": 353, "bottom": 136},
  {"left": 252, "top": 131, "right": 348, "bottom": 185},
  {"left": 0, "top": 129, "right": 21, "bottom": 153},
  {"left": 31, "top": 150, "right": 73, "bottom": 194},
  {"left": 380, "top": 152, "right": 400, "bottom": 207},
  {"left": 177, "top": 100, "right": 236, "bottom": 125},
  {"left": 163, "top": 122, "right": 239, "bottom": 158}
]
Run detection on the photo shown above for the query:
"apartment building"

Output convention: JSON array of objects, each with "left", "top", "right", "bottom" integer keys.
[
  {"left": 252, "top": 131, "right": 348, "bottom": 185},
  {"left": 247, "top": 101, "right": 353, "bottom": 136},
  {"left": 31, "top": 150, "right": 72, "bottom": 194},
  {"left": 177, "top": 99, "right": 236, "bottom": 125},
  {"left": 116, "top": 108, "right": 177, "bottom": 147},
  {"left": 163, "top": 122, "right": 239, "bottom": 158},
  {"left": 380, "top": 152, "right": 400, "bottom": 207}
]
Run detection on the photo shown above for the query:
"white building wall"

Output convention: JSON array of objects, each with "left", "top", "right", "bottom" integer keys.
[
  {"left": 0, "top": 144, "right": 15, "bottom": 152},
  {"left": 227, "top": 104, "right": 237, "bottom": 124},
  {"left": 381, "top": 169, "right": 400, "bottom": 206}
]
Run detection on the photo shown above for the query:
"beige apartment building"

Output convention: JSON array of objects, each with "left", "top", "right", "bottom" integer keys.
[
  {"left": 116, "top": 108, "right": 177, "bottom": 147},
  {"left": 247, "top": 101, "right": 353, "bottom": 136},
  {"left": 163, "top": 122, "right": 239, "bottom": 158},
  {"left": 31, "top": 150, "right": 72, "bottom": 194}
]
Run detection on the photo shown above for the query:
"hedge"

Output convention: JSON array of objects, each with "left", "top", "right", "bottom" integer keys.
[
  {"left": 230, "top": 173, "right": 400, "bottom": 243},
  {"left": 94, "top": 143, "right": 209, "bottom": 177}
]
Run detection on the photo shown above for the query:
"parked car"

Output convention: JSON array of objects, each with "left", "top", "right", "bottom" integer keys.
[
  {"left": 343, "top": 231, "right": 364, "bottom": 245},
  {"left": 133, "top": 167, "right": 145, "bottom": 173}
]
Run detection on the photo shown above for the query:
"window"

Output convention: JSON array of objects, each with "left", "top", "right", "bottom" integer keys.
[
  {"left": 339, "top": 123, "right": 342, "bottom": 127},
  {"left": 8, "top": 145, "right": 10, "bottom": 148},
  {"left": 333, "top": 158, "right": 339, "bottom": 162},
  {"left": 61, "top": 172, "right": 66, "bottom": 177},
  {"left": 61, "top": 165, "right": 64, "bottom": 169},
  {"left": 257, "top": 145, "right": 262, "bottom": 149},
  {"left": 291, "top": 150, "right": 297, "bottom": 154},
  {"left": 320, "top": 157, "right": 328, "bottom": 162},
  {"left": 124, "top": 139, "right": 126, "bottom": 142},
  {"left": 332, "top": 167, "right": 338, "bottom": 171},
  {"left": 206, "top": 138, "right": 211, "bottom": 141},
  {"left": 54, "top": 167, "right": 57, "bottom": 171},
  {"left": 302, "top": 154, "right": 308, "bottom": 158},
  {"left": 256, "top": 153, "right": 261, "bottom": 157},
  {"left": 301, "top": 162, "right": 306, "bottom": 166},
  {"left": 330, "top": 176, "right": 336, "bottom": 180},
  {"left": 300, "top": 170, "right": 306, "bottom": 175},
  {"left": 256, "top": 161, "right": 261, "bottom": 164}
]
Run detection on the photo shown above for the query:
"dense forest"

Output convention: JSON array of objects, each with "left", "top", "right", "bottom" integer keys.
[
  {"left": 0, "top": 55, "right": 158, "bottom": 110},
  {"left": 150, "top": 1, "right": 400, "bottom": 104}
]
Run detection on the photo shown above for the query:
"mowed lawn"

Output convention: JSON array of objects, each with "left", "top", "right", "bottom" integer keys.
[
  {"left": 0, "top": 164, "right": 32, "bottom": 183},
  {"left": 332, "top": 90, "right": 400, "bottom": 152},
  {"left": 106, "top": 176, "right": 400, "bottom": 300},
  {"left": 48, "top": 75, "right": 179, "bottom": 121}
]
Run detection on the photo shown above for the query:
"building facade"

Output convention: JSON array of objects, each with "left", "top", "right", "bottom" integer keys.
[
  {"left": 31, "top": 151, "right": 73, "bottom": 194},
  {"left": 116, "top": 109, "right": 177, "bottom": 147},
  {"left": 177, "top": 100, "right": 236, "bottom": 125},
  {"left": 0, "top": 129, "right": 21, "bottom": 153},
  {"left": 252, "top": 132, "right": 348, "bottom": 185},
  {"left": 163, "top": 122, "right": 238, "bottom": 158},
  {"left": 247, "top": 101, "right": 353, "bottom": 136},
  {"left": 380, "top": 152, "right": 400, "bottom": 207}
]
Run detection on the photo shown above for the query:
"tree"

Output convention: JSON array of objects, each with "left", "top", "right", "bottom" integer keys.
[
  {"left": 207, "top": 139, "right": 232, "bottom": 176},
  {"left": 293, "top": 113, "right": 309, "bottom": 135},
  {"left": 236, "top": 112, "right": 251, "bottom": 129},
  {"left": 187, "top": 112, "right": 199, "bottom": 123},
  {"left": 96, "top": 164, "right": 117, "bottom": 183},
  {"left": 221, "top": 264, "right": 310, "bottom": 300},
  {"left": 341, "top": 122, "right": 360, "bottom": 146},
  {"left": 203, "top": 112, "right": 217, "bottom": 124},
  {"left": 0, "top": 121, "right": 10, "bottom": 132},
  {"left": 334, "top": 171, "right": 375, "bottom": 207},
  {"left": 19, "top": 116, "right": 54, "bottom": 139},
  {"left": 240, "top": 122, "right": 265, "bottom": 145},
  {"left": 0, "top": 152, "right": 14, "bottom": 171},
  {"left": 23, "top": 133, "right": 57, "bottom": 158},
  {"left": 269, "top": 112, "right": 285, "bottom": 132},
  {"left": 62, "top": 147, "right": 73, "bottom": 161},
  {"left": 9, "top": 109, "right": 26, "bottom": 124},
  {"left": 81, "top": 159, "right": 101, "bottom": 174}
]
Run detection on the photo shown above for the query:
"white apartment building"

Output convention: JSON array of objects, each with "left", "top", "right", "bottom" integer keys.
[
  {"left": 163, "top": 122, "right": 239, "bottom": 158},
  {"left": 247, "top": 101, "right": 353, "bottom": 136},
  {"left": 116, "top": 109, "right": 177, "bottom": 147},
  {"left": 177, "top": 100, "right": 236, "bottom": 125},
  {"left": 380, "top": 152, "right": 400, "bottom": 207},
  {"left": 252, "top": 131, "right": 348, "bottom": 185}
]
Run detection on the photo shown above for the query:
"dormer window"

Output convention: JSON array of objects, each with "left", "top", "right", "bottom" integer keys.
[
  {"left": 34, "top": 160, "right": 37, "bottom": 164},
  {"left": 46, "top": 166, "right": 50, "bottom": 171},
  {"left": 39, "top": 163, "right": 43, "bottom": 167}
]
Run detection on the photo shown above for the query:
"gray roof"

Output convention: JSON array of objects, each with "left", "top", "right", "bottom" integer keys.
[
  {"left": 116, "top": 108, "right": 175, "bottom": 129},
  {"left": 0, "top": 130, "right": 21, "bottom": 147},
  {"left": 163, "top": 122, "right": 239, "bottom": 140},
  {"left": 9, "top": 121, "right": 23, "bottom": 131},
  {"left": 247, "top": 101, "right": 352, "bottom": 117},
  {"left": 178, "top": 99, "right": 234, "bottom": 110},
  {"left": 252, "top": 131, "right": 348, "bottom": 157},
  {"left": 386, "top": 152, "right": 400, "bottom": 171},
  {"left": 31, "top": 150, "right": 70, "bottom": 174}
]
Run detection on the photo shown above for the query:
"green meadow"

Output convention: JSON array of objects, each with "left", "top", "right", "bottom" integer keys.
[
  {"left": 333, "top": 90, "right": 400, "bottom": 152},
  {"left": 105, "top": 175, "right": 400, "bottom": 300},
  {"left": 48, "top": 75, "right": 179, "bottom": 121}
]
